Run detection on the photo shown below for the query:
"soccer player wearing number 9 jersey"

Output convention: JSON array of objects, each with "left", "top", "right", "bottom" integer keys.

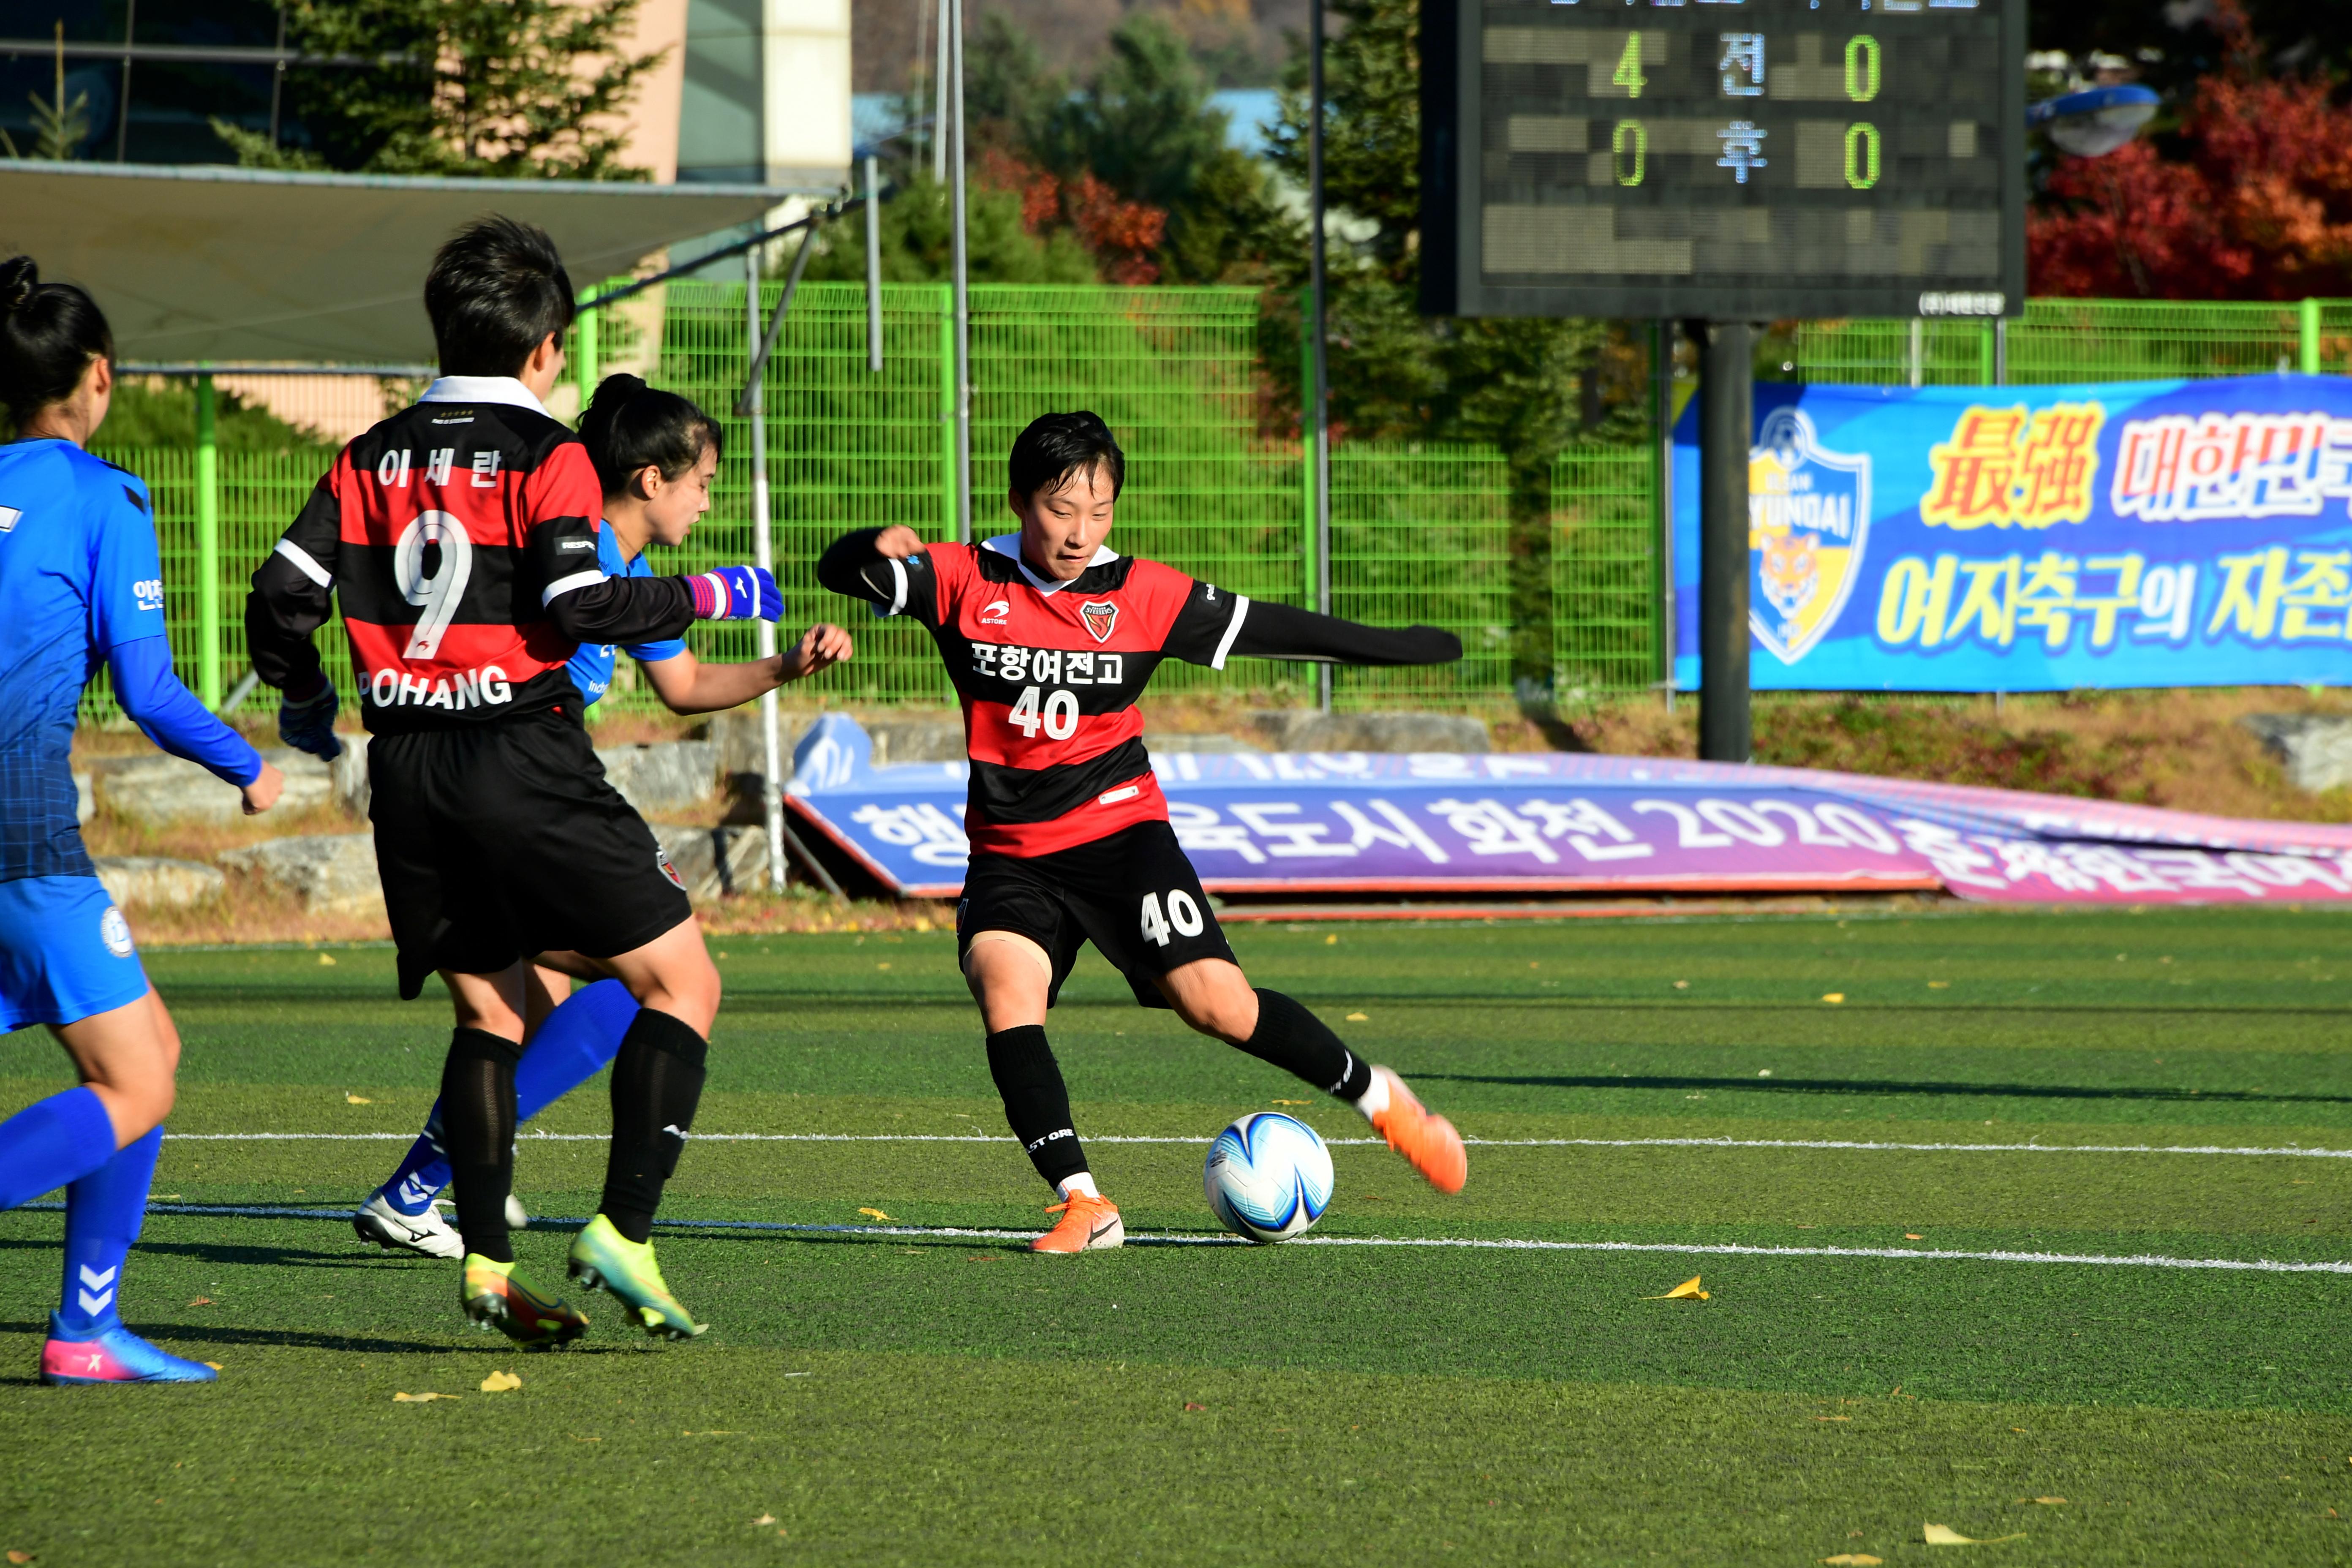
[{"left": 819, "top": 411, "right": 1472, "bottom": 1252}]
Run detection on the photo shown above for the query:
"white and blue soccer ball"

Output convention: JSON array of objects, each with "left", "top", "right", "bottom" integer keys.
[{"left": 1204, "top": 1112, "right": 1334, "bottom": 1244}]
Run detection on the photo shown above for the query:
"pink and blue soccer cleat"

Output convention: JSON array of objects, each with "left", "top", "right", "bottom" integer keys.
[{"left": 40, "top": 1311, "right": 218, "bottom": 1385}]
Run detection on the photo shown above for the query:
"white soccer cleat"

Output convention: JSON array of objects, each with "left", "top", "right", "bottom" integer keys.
[
  {"left": 505, "top": 1193, "right": 531, "bottom": 1231},
  {"left": 353, "top": 1192, "right": 465, "bottom": 1259}
]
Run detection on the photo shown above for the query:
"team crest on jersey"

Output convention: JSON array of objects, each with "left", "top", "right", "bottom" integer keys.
[
  {"left": 1080, "top": 601, "right": 1118, "bottom": 643},
  {"left": 0, "top": 505, "right": 20, "bottom": 534},
  {"left": 656, "top": 847, "right": 686, "bottom": 890},
  {"left": 1748, "top": 408, "right": 1871, "bottom": 665},
  {"left": 100, "top": 906, "right": 134, "bottom": 958}
]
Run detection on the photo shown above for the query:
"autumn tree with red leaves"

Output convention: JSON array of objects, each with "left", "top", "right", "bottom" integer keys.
[{"left": 2030, "top": 0, "right": 2352, "bottom": 299}]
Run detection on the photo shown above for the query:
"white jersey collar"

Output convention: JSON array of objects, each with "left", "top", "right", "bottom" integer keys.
[
  {"left": 418, "top": 376, "right": 548, "bottom": 415},
  {"left": 979, "top": 531, "right": 1118, "bottom": 595}
]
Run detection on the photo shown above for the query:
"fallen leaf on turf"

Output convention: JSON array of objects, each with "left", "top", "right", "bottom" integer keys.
[
  {"left": 1905, "top": 1233, "right": 1925, "bottom": 1240},
  {"left": 1821, "top": 993, "right": 1846, "bottom": 1004},
  {"left": 1346, "top": 1012, "right": 1369, "bottom": 1021},
  {"left": 479, "top": 1370, "right": 521, "bottom": 1393},
  {"left": 345, "top": 1093, "right": 371, "bottom": 1104},
  {"left": 1325, "top": 934, "right": 1337, "bottom": 945},
  {"left": 188, "top": 1297, "right": 212, "bottom": 1307},
  {"left": 1642, "top": 1274, "right": 1710, "bottom": 1301},
  {"left": 2025, "top": 1497, "right": 2066, "bottom": 1505},
  {"left": 752, "top": 1516, "right": 776, "bottom": 1527},
  {"left": 1813, "top": 1415, "right": 1851, "bottom": 1421},
  {"left": 1272, "top": 1099, "right": 1311, "bottom": 1105},
  {"left": 317, "top": 953, "right": 335, "bottom": 966},
  {"left": 858, "top": 1207, "right": 893, "bottom": 1222},
  {"left": 1928, "top": 980, "right": 1951, "bottom": 988},
  {"left": 876, "top": 962, "right": 891, "bottom": 970},
  {"left": 1820, "top": 1556, "right": 1882, "bottom": 1565},
  {"left": 392, "top": 1392, "right": 455, "bottom": 1402},
  {"left": 1923, "top": 1524, "right": 2023, "bottom": 1545},
  {"left": 1184, "top": 1402, "right": 1206, "bottom": 1411},
  {"left": 10, "top": 1551, "right": 34, "bottom": 1564},
  {"left": 1673, "top": 980, "right": 1689, "bottom": 989}
]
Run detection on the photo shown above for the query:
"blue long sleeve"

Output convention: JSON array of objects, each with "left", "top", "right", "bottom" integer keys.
[{"left": 108, "top": 636, "right": 263, "bottom": 787}]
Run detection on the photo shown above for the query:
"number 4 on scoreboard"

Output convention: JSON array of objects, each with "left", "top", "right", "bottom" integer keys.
[{"left": 1613, "top": 32, "right": 1646, "bottom": 99}]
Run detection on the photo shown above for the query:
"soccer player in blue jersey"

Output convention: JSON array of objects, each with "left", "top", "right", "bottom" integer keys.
[
  {"left": 0, "top": 256, "right": 286, "bottom": 1383},
  {"left": 351, "top": 373, "right": 848, "bottom": 1260}
]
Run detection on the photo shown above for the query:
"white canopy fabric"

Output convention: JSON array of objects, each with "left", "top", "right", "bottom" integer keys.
[{"left": 0, "top": 161, "right": 814, "bottom": 363}]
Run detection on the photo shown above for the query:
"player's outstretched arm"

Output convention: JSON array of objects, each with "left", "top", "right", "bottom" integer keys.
[
  {"left": 817, "top": 527, "right": 935, "bottom": 618},
  {"left": 1163, "top": 588, "right": 1462, "bottom": 670},
  {"left": 637, "top": 624, "right": 852, "bottom": 715},
  {"left": 109, "top": 636, "right": 283, "bottom": 814}
]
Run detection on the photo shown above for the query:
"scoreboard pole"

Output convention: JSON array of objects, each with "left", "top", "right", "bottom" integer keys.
[{"left": 1696, "top": 320, "right": 1753, "bottom": 763}]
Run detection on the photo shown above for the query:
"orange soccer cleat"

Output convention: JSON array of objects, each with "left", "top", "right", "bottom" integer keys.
[
  {"left": 1368, "top": 1067, "right": 1468, "bottom": 1195},
  {"left": 1031, "top": 1191, "right": 1125, "bottom": 1254}
]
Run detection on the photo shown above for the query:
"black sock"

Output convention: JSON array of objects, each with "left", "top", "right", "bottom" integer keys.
[
  {"left": 1239, "top": 989, "right": 1374, "bottom": 1101},
  {"left": 986, "top": 1025, "right": 1089, "bottom": 1190},
  {"left": 599, "top": 1008, "right": 708, "bottom": 1245},
  {"left": 441, "top": 1027, "right": 523, "bottom": 1263}
]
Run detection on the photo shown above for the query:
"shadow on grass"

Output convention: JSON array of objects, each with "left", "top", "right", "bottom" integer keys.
[{"left": 1421, "top": 1072, "right": 2352, "bottom": 1106}]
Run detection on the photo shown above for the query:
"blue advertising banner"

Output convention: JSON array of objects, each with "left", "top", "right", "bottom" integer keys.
[{"left": 1670, "top": 375, "right": 2352, "bottom": 691}]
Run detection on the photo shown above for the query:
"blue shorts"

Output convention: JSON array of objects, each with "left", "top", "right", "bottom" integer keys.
[{"left": 0, "top": 875, "right": 149, "bottom": 1033}]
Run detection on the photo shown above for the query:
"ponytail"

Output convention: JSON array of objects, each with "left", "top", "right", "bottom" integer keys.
[{"left": 0, "top": 255, "right": 113, "bottom": 425}]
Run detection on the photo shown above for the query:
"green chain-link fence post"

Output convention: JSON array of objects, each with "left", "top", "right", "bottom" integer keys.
[{"left": 194, "top": 370, "right": 221, "bottom": 710}]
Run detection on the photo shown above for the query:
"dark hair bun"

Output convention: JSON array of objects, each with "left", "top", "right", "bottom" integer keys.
[
  {"left": 0, "top": 256, "right": 36, "bottom": 317},
  {"left": 578, "top": 373, "right": 721, "bottom": 497},
  {"left": 0, "top": 255, "right": 113, "bottom": 422}
]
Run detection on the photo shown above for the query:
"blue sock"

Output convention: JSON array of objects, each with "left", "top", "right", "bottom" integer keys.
[
  {"left": 0, "top": 1086, "right": 119, "bottom": 1211},
  {"left": 56, "top": 1124, "right": 162, "bottom": 1337},
  {"left": 376, "top": 980, "right": 638, "bottom": 1210}
]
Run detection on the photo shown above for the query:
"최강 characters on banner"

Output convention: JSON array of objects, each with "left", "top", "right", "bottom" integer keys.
[{"left": 1673, "top": 375, "right": 2352, "bottom": 691}]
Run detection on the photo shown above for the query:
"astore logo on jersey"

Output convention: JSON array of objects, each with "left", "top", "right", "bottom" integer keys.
[
  {"left": 367, "top": 663, "right": 513, "bottom": 710},
  {"left": 979, "top": 599, "right": 1011, "bottom": 625},
  {"left": 1080, "top": 601, "right": 1118, "bottom": 643}
]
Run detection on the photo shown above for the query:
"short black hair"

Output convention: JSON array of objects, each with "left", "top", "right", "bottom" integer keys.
[
  {"left": 424, "top": 215, "right": 575, "bottom": 377},
  {"left": 0, "top": 255, "right": 112, "bottom": 425},
  {"left": 1008, "top": 411, "right": 1124, "bottom": 501},
  {"left": 579, "top": 373, "right": 722, "bottom": 498}
]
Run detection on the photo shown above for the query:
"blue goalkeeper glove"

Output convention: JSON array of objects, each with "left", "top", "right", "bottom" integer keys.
[
  {"left": 278, "top": 679, "right": 342, "bottom": 761},
  {"left": 685, "top": 565, "right": 782, "bottom": 622}
]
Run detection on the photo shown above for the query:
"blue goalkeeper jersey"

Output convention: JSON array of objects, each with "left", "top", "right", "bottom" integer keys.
[
  {"left": 566, "top": 523, "right": 687, "bottom": 705},
  {"left": 0, "top": 441, "right": 169, "bottom": 881}
]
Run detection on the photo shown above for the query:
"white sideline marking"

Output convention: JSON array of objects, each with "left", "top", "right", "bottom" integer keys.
[
  {"left": 161, "top": 1131, "right": 2352, "bottom": 1159},
  {"left": 41, "top": 1200, "right": 2352, "bottom": 1277}
]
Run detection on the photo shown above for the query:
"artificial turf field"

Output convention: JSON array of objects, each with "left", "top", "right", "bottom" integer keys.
[{"left": 3, "top": 909, "right": 2352, "bottom": 1565}]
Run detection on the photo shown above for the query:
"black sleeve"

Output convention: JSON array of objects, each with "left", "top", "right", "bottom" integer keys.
[
  {"left": 245, "top": 478, "right": 338, "bottom": 692},
  {"left": 544, "top": 573, "right": 697, "bottom": 647},
  {"left": 1162, "top": 580, "right": 1461, "bottom": 669},
  {"left": 817, "top": 528, "right": 940, "bottom": 624}
]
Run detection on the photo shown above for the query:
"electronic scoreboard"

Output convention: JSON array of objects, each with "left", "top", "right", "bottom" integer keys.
[{"left": 1421, "top": 0, "right": 2026, "bottom": 321}]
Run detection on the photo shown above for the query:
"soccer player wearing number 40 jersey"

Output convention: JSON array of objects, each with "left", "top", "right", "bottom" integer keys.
[
  {"left": 819, "top": 411, "right": 1470, "bottom": 1252},
  {"left": 247, "top": 218, "right": 819, "bottom": 1343}
]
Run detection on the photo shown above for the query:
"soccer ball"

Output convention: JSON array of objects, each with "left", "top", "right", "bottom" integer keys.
[{"left": 1204, "top": 1112, "right": 1334, "bottom": 1244}]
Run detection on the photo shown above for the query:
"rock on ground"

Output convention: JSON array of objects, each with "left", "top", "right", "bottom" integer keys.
[
  {"left": 597, "top": 740, "right": 719, "bottom": 815},
  {"left": 655, "top": 825, "right": 770, "bottom": 901},
  {"left": 1247, "top": 710, "right": 1492, "bottom": 753},
  {"left": 92, "top": 855, "right": 225, "bottom": 909},
  {"left": 2241, "top": 715, "right": 2352, "bottom": 793},
  {"left": 219, "top": 833, "right": 382, "bottom": 916},
  {"left": 90, "top": 747, "right": 337, "bottom": 826}
]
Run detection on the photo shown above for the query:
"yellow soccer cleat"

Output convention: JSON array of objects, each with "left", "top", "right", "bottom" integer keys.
[
  {"left": 567, "top": 1214, "right": 708, "bottom": 1340},
  {"left": 1031, "top": 1191, "right": 1124, "bottom": 1254},
  {"left": 459, "top": 1254, "right": 588, "bottom": 1348}
]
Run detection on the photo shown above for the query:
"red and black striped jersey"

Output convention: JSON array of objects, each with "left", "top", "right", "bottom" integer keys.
[
  {"left": 819, "top": 529, "right": 1461, "bottom": 857},
  {"left": 245, "top": 378, "right": 694, "bottom": 732}
]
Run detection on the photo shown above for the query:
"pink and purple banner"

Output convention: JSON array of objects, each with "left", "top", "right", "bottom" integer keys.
[{"left": 783, "top": 716, "right": 2352, "bottom": 906}]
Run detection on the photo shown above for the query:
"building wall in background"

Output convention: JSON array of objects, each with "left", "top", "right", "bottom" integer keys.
[
  {"left": 762, "top": 0, "right": 850, "bottom": 186},
  {"left": 678, "top": 0, "right": 764, "bottom": 183}
]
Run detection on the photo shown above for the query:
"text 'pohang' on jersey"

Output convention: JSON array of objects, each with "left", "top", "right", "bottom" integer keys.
[
  {"left": 832, "top": 534, "right": 1250, "bottom": 855},
  {"left": 245, "top": 381, "right": 694, "bottom": 732}
]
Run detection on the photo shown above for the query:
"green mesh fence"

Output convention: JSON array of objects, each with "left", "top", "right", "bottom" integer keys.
[
  {"left": 1553, "top": 445, "right": 1663, "bottom": 696},
  {"left": 101, "top": 291, "right": 2352, "bottom": 720}
]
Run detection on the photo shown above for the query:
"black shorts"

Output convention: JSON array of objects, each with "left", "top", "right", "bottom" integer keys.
[
  {"left": 957, "top": 818, "right": 1236, "bottom": 1010},
  {"left": 369, "top": 708, "right": 693, "bottom": 999}
]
